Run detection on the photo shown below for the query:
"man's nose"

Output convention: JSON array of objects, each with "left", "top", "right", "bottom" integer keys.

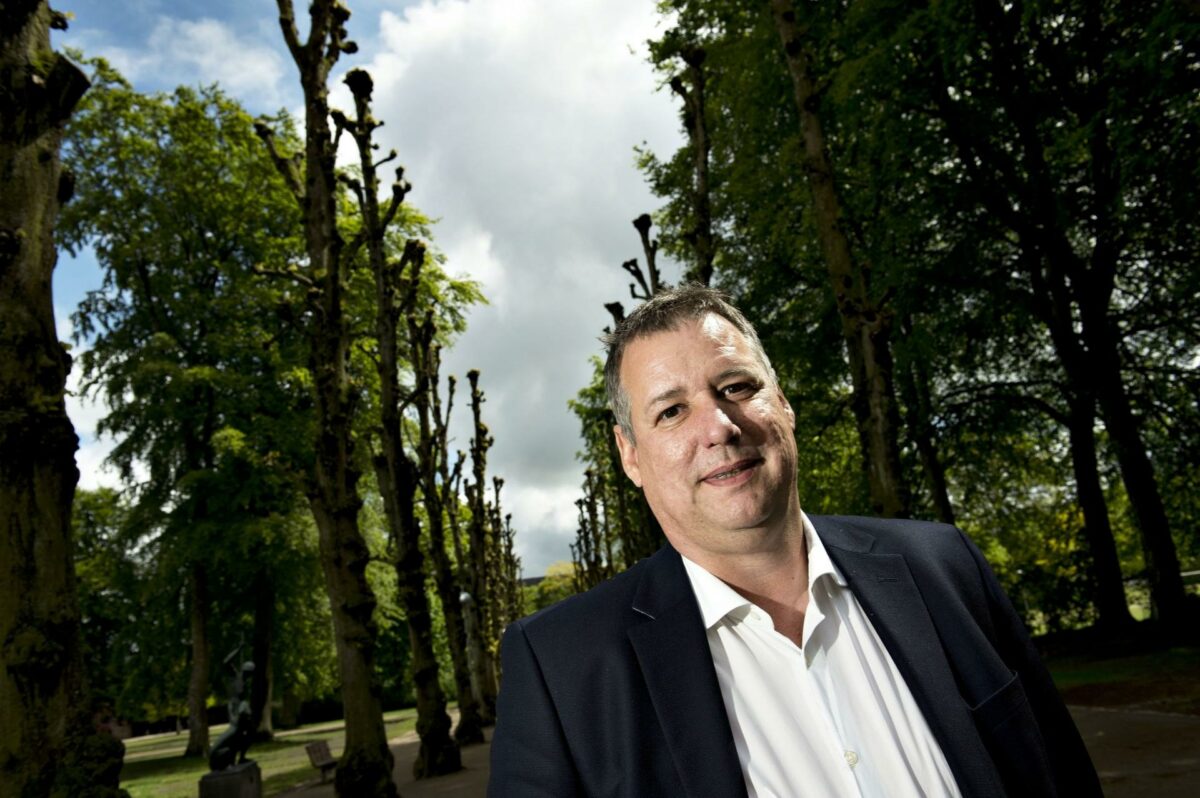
[{"left": 703, "top": 401, "right": 741, "bottom": 445}]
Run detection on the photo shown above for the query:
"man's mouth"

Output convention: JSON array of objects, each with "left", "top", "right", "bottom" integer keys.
[{"left": 702, "top": 458, "right": 762, "bottom": 482}]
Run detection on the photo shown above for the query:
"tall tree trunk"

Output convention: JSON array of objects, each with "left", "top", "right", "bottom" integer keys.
[
  {"left": 260, "top": 3, "right": 397, "bottom": 795},
  {"left": 409, "top": 328, "right": 485, "bottom": 746},
  {"left": 464, "top": 370, "right": 499, "bottom": 721},
  {"left": 1063, "top": 394, "right": 1135, "bottom": 628},
  {"left": 306, "top": 495, "right": 396, "bottom": 795},
  {"left": 0, "top": 6, "right": 125, "bottom": 796},
  {"left": 183, "top": 563, "right": 211, "bottom": 757},
  {"left": 373, "top": 287, "right": 461, "bottom": 778},
  {"left": 942, "top": 0, "right": 1187, "bottom": 622},
  {"left": 372, "top": 452, "right": 461, "bottom": 777},
  {"left": 339, "top": 67, "right": 461, "bottom": 775},
  {"left": 669, "top": 45, "right": 716, "bottom": 286},
  {"left": 250, "top": 566, "right": 275, "bottom": 740},
  {"left": 769, "top": 0, "right": 910, "bottom": 518},
  {"left": 896, "top": 352, "right": 955, "bottom": 525},
  {"left": 1078, "top": 315, "right": 1185, "bottom": 622}
]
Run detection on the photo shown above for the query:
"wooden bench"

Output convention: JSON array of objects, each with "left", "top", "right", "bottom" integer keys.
[{"left": 305, "top": 740, "right": 337, "bottom": 783}]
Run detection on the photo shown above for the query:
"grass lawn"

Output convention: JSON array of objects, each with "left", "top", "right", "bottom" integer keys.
[
  {"left": 119, "top": 709, "right": 417, "bottom": 797},
  {"left": 1048, "top": 645, "right": 1200, "bottom": 715}
]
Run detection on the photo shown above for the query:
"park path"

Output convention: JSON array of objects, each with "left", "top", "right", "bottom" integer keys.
[
  {"left": 283, "top": 706, "right": 1199, "bottom": 797},
  {"left": 280, "top": 723, "right": 492, "bottom": 798}
]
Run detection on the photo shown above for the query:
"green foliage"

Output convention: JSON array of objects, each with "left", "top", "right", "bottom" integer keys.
[
  {"left": 524, "top": 562, "right": 578, "bottom": 613},
  {"left": 72, "top": 488, "right": 339, "bottom": 723},
  {"left": 568, "top": 357, "right": 662, "bottom": 584},
  {"left": 622, "top": 0, "right": 1200, "bottom": 625},
  {"left": 58, "top": 58, "right": 340, "bottom": 724}
]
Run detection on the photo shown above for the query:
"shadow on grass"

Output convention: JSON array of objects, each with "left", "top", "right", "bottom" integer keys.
[
  {"left": 119, "top": 710, "right": 418, "bottom": 797},
  {"left": 1041, "top": 620, "right": 1200, "bottom": 716}
]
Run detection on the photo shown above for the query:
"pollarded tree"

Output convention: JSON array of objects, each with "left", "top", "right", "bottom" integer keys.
[
  {"left": 0, "top": 4, "right": 128, "bottom": 796},
  {"left": 256, "top": 2, "right": 399, "bottom": 793},
  {"left": 336, "top": 66, "right": 461, "bottom": 775}
]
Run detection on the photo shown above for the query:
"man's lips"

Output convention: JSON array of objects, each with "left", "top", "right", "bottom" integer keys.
[{"left": 700, "top": 458, "right": 763, "bottom": 483}]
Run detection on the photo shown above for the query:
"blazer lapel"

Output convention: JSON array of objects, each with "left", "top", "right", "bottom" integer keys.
[
  {"left": 627, "top": 547, "right": 748, "bottom": 798},
  {"left": 814, "top": 516, "right": 1005, "bottom": 798}
]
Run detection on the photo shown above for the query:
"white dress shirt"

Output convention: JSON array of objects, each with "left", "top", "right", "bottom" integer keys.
[{"left": 680, "top": 512, "right": 961, "bottom": 798}]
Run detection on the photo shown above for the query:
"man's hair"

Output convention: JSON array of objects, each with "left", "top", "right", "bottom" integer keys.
[{"left": 601, "top": 284, "right": 776, "bottom": 441}]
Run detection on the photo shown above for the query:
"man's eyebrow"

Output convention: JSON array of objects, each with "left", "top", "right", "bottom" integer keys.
[
  {"left": 645, "top": 386, "right": 685, "bottom": 411},
  {"left": 643, "top": 368, "right": 761, "bottom": 412},
  {"left": 713, "top": 367, "right": 759, "bottom": 383}
]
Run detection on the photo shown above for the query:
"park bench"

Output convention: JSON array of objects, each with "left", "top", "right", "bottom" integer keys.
[{"left": 305, "top": 740, "right": 337, "bottom": 783}]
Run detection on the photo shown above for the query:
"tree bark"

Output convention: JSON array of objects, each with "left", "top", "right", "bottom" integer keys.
[
  {"left": 769, "top": 0, "right": 911, "bottom": 518},
  {"left": 464, "top": 371, "right": 499, "bottom": 721},
  {"left": 669, "top": 46, "right": 716, "bottom": 286},
  {"left": 337, "top": 67, "right": 461, "bottom": 776},
  {"left": 260, "top": 3, "right": 397, "bottom": 795},
  {"left": 0, "top": 5, "right": 125, "bottom": 796},
  {"left": 932, "top": 0, "right": 1187, "bottom": 621},
  {"left": 1063, "top": 394, "right": 1135, "bottom": 628},
  {"left": 250, "top": 567, "right": 275, "bottom": 739},
  {"left": 896, "top": 351, "right": 955, "bottom": 526},
  {"left": 183, "top": 563, "right": 211, "bottom": 757},
  {"left": 410, "top": 329, "right": 485, "bottom": 745}
]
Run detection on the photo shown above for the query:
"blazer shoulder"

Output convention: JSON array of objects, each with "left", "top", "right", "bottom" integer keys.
[
  {"left": 814, "top": 514, "right": 988, "bottom": 580},
  {"left": 816, "top": 513, "right": 968, "bottom": 549},
  {"left": 512, "top": 552, "right": 651, "bottom": 641}
]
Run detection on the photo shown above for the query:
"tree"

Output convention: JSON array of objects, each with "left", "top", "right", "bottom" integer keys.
[
  {"left": 256, "top": 1, "right": 398, "bottom": 792},
  {"left": 0, "top": 3, "right": 128, "bottom": 795},
  {"left": 628, "top": 0, "right": 1200, "bottom": 628},
  {"left": 60, "top": 59, "right": 313, "bottom": 755},
  {"left": 337, "top": 66, "right": 461, "bottom": 775},
  {"left": 406, "top": 320, "right": 486, "bottom": 745},
  {"left": 461, "top": 369, "right": 500, "bottom": 719},
  {"left": 907, "top": 0, "right": 1194, "bottom": 622}
]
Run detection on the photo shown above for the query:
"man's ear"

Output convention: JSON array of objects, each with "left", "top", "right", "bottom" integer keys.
[
  {"left": 776, "top": 387, "right": 796, "bottom": 430},
  {"left": 613, "top": 425, "right": 642, "bottom": 488}
]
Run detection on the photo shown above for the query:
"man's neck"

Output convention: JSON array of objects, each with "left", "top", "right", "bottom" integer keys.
[{"left": 682, "top": 515, "right": 811, "bottom": 645}]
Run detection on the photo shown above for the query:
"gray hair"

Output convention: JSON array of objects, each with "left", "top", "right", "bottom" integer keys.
[{"left": 602, "top": 284, "right": 776, "bottom": 441}]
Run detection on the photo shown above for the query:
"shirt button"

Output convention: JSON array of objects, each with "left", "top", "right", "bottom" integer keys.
[{"left": 844, "top": 750, "right": 859, "bottom": 768}]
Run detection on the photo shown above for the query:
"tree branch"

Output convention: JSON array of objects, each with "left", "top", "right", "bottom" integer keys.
[
  {"left": 253, "top": 121, "right": 304, "bottom": 204},
  {"left": 274, "top": 0, "right": 304, "bottom": 65}
]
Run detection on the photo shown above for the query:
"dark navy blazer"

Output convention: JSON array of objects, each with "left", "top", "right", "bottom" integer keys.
[{"left": 489, "top": 516, "right": 1101, "bottom": 797}]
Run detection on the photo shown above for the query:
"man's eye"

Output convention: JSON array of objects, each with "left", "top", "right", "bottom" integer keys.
[
  {"left": 658, "top": 405, "right": 682, "bottom": 422},
  {"left": 721, "top": 382, "right": 754, "bottom": 398}
]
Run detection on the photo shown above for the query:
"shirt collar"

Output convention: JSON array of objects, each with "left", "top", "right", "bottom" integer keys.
[{"left": 680, "top": 511, "right": 848, "bottom": 631}]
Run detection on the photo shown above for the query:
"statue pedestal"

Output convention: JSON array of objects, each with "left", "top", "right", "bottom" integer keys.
[{"left": 199, "top": 761, "right": 262, "bottom": 798}]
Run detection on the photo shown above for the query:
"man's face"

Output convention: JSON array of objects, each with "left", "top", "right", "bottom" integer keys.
[{"left": 613, "top": 313, "right": 799, "bottom": 560}]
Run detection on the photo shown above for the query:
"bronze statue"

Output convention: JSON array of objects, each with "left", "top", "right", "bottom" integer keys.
[{"left": 208, "top": 643, "right": 256, "bottom": 771}]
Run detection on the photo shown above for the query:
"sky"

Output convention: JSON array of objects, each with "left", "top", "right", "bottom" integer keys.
[{"left": 52, "top": 0, "right": 686, "bottom": 576}]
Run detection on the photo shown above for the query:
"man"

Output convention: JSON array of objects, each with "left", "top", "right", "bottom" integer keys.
[{"left": 490, "top": 286, "right": 1100, "bottom": 797}]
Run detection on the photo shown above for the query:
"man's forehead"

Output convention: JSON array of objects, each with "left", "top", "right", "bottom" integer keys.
[{"left": 623, "top": 315, "right": 757, "bottom": 383}]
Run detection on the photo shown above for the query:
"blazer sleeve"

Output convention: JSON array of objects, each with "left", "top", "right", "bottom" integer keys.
[
  {"left": 957, "top": 527, "right": 1103, "bottom": 797},
  {"left": 488, "top": 620, "right": 584, "bottom": 797}
]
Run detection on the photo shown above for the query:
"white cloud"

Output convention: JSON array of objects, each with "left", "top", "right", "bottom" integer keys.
[
  {"left": 74, "top": 433, "right": 125, "bottom": 491},
  {"left": 443, "top": 225, "right": 507, "bottom": 308},
  {"left": 86, "top": 16, "right": 289, "bottom": 111},
  {"left": 61, "top": 338, "right": 123, "bottom": 491},
  {"left": 350, "top": 0, "right": 684, "bottom": 573},
  {"left": 507, "top": 482, "right": 586, "bottom": 575},
  {"left": 58, "top": 0, "right": 685, "bottom": 575}
]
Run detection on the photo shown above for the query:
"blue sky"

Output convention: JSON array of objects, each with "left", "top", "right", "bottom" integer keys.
[{"left": 52, "top": 0, "right": 685, "bottom": 574}]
